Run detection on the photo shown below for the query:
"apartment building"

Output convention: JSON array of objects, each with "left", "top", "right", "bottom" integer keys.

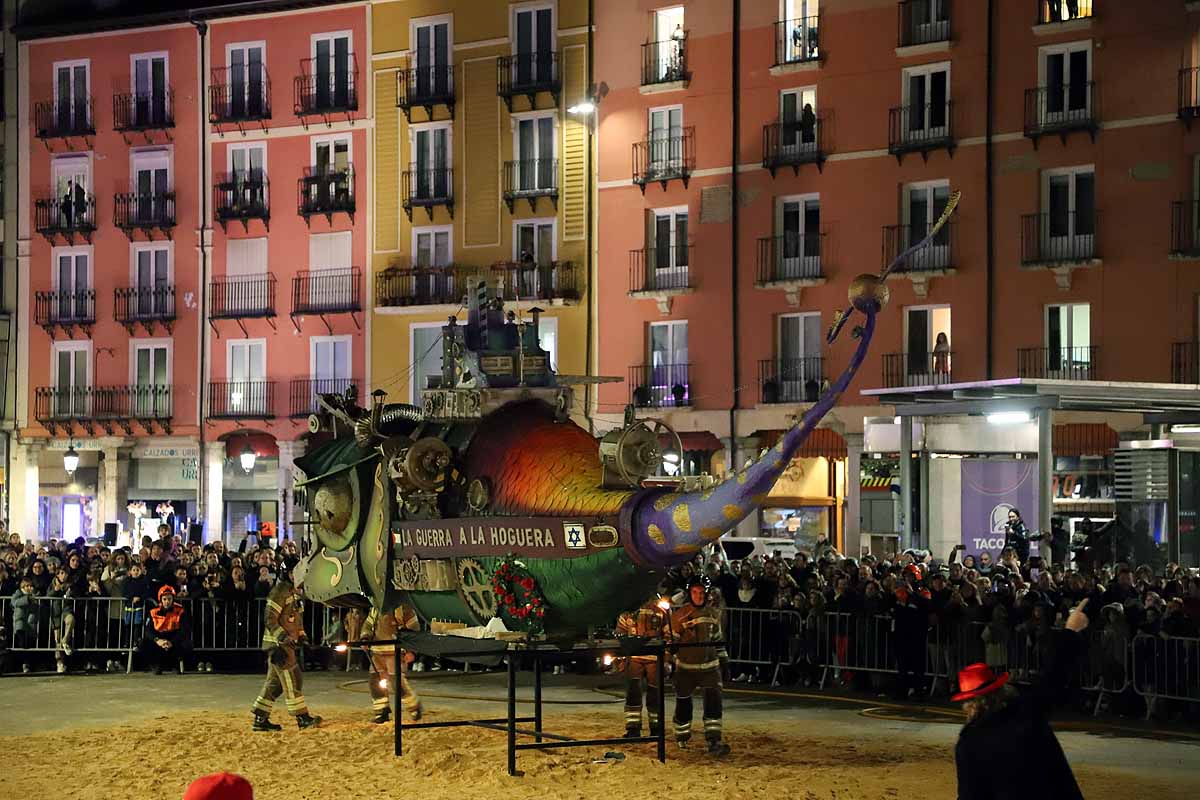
[
  {"left": 594, "top": 1, "right": 1196, "bottom": 554},
  {"left": 369, "top": 0, "right": 592, "bottom": 416},
  {"left": 9, "top": 0, "right": 368, "bottom": 545},
  {"left": 0, "top": 0, "right": 15, "bottom": 519}
]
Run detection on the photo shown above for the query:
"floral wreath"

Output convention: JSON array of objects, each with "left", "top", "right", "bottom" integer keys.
[{"left": 490, "top": 555, "right": 547, "bottom": 635}]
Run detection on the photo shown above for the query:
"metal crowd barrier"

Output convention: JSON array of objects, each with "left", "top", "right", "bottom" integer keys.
[
  {"left": 722, "top": 607, "right": 803, "bottom": 684},
  {"left": 1131, "top": 632, "right": 1200, "bottom": 718}
]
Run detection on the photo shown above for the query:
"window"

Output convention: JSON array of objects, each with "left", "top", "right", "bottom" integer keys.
[
  {"left": 411, "top": 124, "right": 450, "bottom": 200},
  {"left": 516, "top": 219, "right": 555, "bottom": 265},
  {"left": 314, "top": 135, "right": 351, "bottom": 174},
  {"left": 307, "top": 135, "right": 352, "bottom": 210},
  {"left": 131, "top": 339, "right": 170, "bottom": 416},
  {"left": 902, "top": 62, "right": 949, "bottom": 141},
  {"left": 309, "top": 231, "right": 353, "bottom": 307},
  {"left": 312, "top": 32, "right": 353, "bottom": 110},
  {"left": 649, "top": 6, "right": 686, "bottom": 83},
  {"left": 310, "top": 336, "right": 352, "bottom": 403},
  {"left": 1039, "top": 41, "right": 1091, "bottom": 122},
  {"left": 226, "top": 238, "right": 268, "bottom": 313},
  {"left": 776, "top": 195, "right": 820, "bottom": 279},
  {"left": 1045, "top": 303, "right": 1091, "bottom": 376},
  {"left": 227, "top": 339, "right": 267, "bottom": 415},
  {"left": 412, "top": 16, "right": 451, "bottom": 97},
  {"left": 132, "top": 244, "right": 170, "bottom": 317},
  {"left": 513, "top": 3, "right": 555, "bottom": 85},
  {"left": 410, "top": 323, "right": 445, "bottom": 404},
  {"left": 907, "top": 0, "right": 949, "bottom": 44},
  {"left": 1042, "top": 166, "right": 1095, "bottom": 256},
  {"left": 514, "top": 114, "right": 555, "bottom": 192},
  {"left": 131, "top": 149, "right": 171, "bottom": 224},
  {"left": 648, "top": 206, "right": 688, "bottom": 288},
  {"left": 52, "top": 156, "right": 90, "bottom": 229},
  {"left": 903, "top": 180, "right": 952, "bottom": 267},
  {"left": 780, "top": 0, "right": 819, "bottom": 63},
  {"left": 905, "top": 306, "right": 952, "bottom": 381},
  {"left": 53, "top": 247, "right": 90, "bottom": 320},
  {"left": 226, "top": 42, "right": 266, "bottom": 118},
  {"left": 53, "top": 59, "right": 90, "bottom": 131},
  {"left": 648, "top": 320, "right": 689, "bottom": 406},
  {"left": 648, "top": 105, "right": 683, "bottom": 173},
  {"left": 1039, "top": 0, "right": 1092, "bottom": 24},
  {"left": 131, "top": 52, "right": 168, "bottom": 127},
  {"left": 413, "top": 226, "right": 452, "bottom": 268},
  {"left": 778, "top": 312, "right": 821, "bottom": 401},
  {"left": 52, "top": 341, "right": 91, "bottom": 418},
  {"left": 227, "top": 142, "right": 266, "bottom": 212},
  {"left": 780, "top": 87, "right": 817, "bottom": 156}
]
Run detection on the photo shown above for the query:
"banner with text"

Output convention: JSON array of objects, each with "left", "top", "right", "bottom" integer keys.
[
  {"left": 392, "top": 517, "right": 620, "bottom": 560},
  {"left": 960, "top": 459, "right": 1039, "bottom": 559}
]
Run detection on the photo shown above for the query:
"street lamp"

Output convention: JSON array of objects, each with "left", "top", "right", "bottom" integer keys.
[
  {"left": 63, "top": 445, "right": 80, "bottom": 476},
  {"left": 567, "top": 99, "right": 596, "bottom": 115},
  {"left": 239, "top": 442, "right": 257, "bottom": 474}
]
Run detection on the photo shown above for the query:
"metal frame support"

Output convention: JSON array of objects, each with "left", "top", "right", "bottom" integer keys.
[
  {"left": 900, "top": 415, "right": 914, "bottom": 551},
  {"left": 1037, "top": 408, "right": 1053, "bottom": 542}
]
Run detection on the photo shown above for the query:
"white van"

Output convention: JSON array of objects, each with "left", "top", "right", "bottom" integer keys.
[{"left": 717, "top": 535, "right": 798, "bottom": 563}]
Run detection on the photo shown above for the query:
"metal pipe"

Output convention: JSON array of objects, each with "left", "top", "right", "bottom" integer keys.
[
  {"left": 1038, "top": 409, "right": 1053, "bottom": 542},
  {"left": 193, "top": 18, "right": 210, "bottom": 534},
  {"left": 985, "top": 0, "right": 995, "bottom": 379},
  {"left": 584, "top": 0, "right": 595, "bottom": 433},
  {"left": 899, "top": 416, "right": 913, "bottom": 551},
  {"left": 729, "top": 0, "right": 741, "bottom": 482}
]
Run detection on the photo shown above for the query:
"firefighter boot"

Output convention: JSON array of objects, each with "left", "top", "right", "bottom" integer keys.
[
  {"left": 252, "top": 711, "right": 282, "bottom": 732},
  {"left": 297, "top": 713, "right": 323, "bottom": 730}
]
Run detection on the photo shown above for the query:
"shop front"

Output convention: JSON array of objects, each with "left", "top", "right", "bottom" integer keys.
[
  {"left": 36, "top": 442, "right": 100, "bottom": 542},
  {"left": 127, "top": 442, "right": 201, "bottom": 546},
  {"left": 219, "top": 434, "right": 281, "bottom": 549},
  {"left": 752, "top": 428, "right": 847, "bottom": 553}
]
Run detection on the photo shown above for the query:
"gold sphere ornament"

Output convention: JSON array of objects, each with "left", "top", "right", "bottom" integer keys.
[{"left": 848, "top": 274, "right": 890, "bottom": 313}]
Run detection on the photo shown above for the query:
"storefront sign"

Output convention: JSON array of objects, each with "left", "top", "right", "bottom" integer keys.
[
  {"left": 960, "top": 459, "right": 1039, "bottom": 559},
  {"left": 392, "top": 517, "right": 618, "bottom": 559},
  {"left": 134, "top": 445, "right": 200, "bottom": 460},
  {"left": 133, "top": 458, "right": 199, "bottom": 492}
]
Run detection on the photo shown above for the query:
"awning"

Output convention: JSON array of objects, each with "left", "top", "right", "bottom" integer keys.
[
  {"left": 1053, "top": 423, "right": 1118, "bottom": 457},
  {"left": 754, "top": 428, "right": 847, "bottom": 459},
  {"left": 658, "top": 431, "right": 724, "bottom": 452}
]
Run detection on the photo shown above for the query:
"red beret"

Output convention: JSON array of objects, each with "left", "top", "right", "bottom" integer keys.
[{"left": 183, "top": 773, "right": 253, "bottom": 800}]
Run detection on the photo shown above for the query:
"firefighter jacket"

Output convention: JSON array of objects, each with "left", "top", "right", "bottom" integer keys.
[
  {"left": 670, "top": 602, "right": 726, "bottom": 671},
  {"left": 146, "top": 602, "right": 189, "bottom": 645},
  {"left": 617, "top": 599, "right": 673, "bottom": 662},
  {"left": 262, "top": 583, "right": 306, "bottom": 650},
  {"left": 362, "top": 605, "right": 419, "bottom": 654}
]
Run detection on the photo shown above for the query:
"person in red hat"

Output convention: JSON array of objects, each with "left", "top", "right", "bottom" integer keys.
[
  {"left": 954, "top": 599, "right": 1090, "bottom": 800},
  {"left": 137, "top": 584, "right": 192, "bottom": 674},
  {"left": 183, "top": 772, "right": 253, "bottom": 800}
]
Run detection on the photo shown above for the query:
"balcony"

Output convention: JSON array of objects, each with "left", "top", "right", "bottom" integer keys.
[
  {"left": 888, "top": 101, "right": 955, "bottom": 162},
  {"left": 35, "top": 194, "right": 96, "bottom": 243},
  {"left": 759, "top": 357, "right": 825, "bottom": 404},
  {"left": 35, "top": 385, "right": 173, "bottom": 435},
  {"left": 1172, "top": 342, "right": 1198, "bottom": 384},
  {"left": 632, "top": 127, "right": 695, "bottom": 192},
  {"left": 496, "top": 52, "right": 560, "bottom": 111},
  {"left": 290, "top": 378, "right": 359, "bottom": 418},
  {"left": 1020, "top": 212, "right": 1099, "bottom": 288},
  {"left": 402, "top": 166, "right": 454, "bottom": 221},
  {"left": 1034, "top": 0, "right": 1093, "bottom": 30},
  {"left": 215, "top": 172, "right": 270, "bottom": 231},
  {"left": 209, "top": 66, "right": 271, "bottom": 129},
  {"left": 376, "top": 266, "right": 475, "bottom": 308},
  {"left": 298, "top": 166, "right": 355, "bottom": 224},
  {"left": 629, "top": 364, "right": 691, "bottom": 409},
  {"left": 209, "top": 275, "right": 277, "bottom": 330},
  {"left": 762, "top": 118, "right": 825, "bottom": 175},
  {"left": 294, "top": 57, "right": 358, "bottom": 120},
  {"left": 898, "top": 0, "right": 951, "bottom": 51},
  {"left": 1024, "top": 83, "right": 1097, "bottom": 145},
  {"left": 1171, "top": 201, "right": 1200, "bottom": 259},
  {"left": 491, "top": 261, "right": 579, "bottom": 303},
  {"left": 1180, "top": 68, "right": 1200, "bottom": 126},
  {"left": 208, "top": 381, "right": 276, "bottom": 419},
  {"left": 113, "top": 89, "right": 174, "bottom": 137},
  {"left": 291, "top": 268, "right": 362, "bottom": 331},
  {"left": 629, "top": 246, "right": 693, "bottom": 312},
  {"left": 1018, "top": 346, "right": 1098, "bottom": 381},
  {"left": 502, "top": 158, "right": 558, "bottom": 212},
  {"left": 882, "top": 222, "right": 956, "bottom": 297},
  {"left": 35, "top": 289, "right": 96, "bottom": 338},
  {"left": 772, "top": 17, "right": 821, "bottom": 72},
  {"left": 34, "top": 98, "right": 95, "bottom": 142},
  {"left": 756, "top": 234, "right": 827, "bottom": 305},
  {"left": 115, "top": 285, "right": 176, "bottom": 334},
  {"left": 114, "top": 192, "right": 176, "bottom": 239},
  {"left": 397, "top": 65, "right": 455, "bottom": 121},
  {"left": 641, "top": 38, "right": 688, "bottom": 91},
  {"left": 883, "top": 351, "right": 954, "bottom": 388}
]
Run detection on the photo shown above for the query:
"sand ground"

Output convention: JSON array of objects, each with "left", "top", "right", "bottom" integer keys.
[{"left": 1, "top": 670, "right": 1197, "bottom": 800}]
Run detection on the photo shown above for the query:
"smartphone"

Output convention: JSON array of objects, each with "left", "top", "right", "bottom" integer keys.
[{"left": 1030, "top": 568, "right": 1041, "bottom": 582}]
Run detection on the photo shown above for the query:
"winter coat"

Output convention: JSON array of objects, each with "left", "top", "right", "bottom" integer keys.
[
  {"left": 101, "top": 567, "right": 129, "bottom": 620},
  {"left": 955, "top": 629, "right": 1085, "bottom": 800},
  {"left": 10, "top": 588, "right": 35, "bottom": 635}
]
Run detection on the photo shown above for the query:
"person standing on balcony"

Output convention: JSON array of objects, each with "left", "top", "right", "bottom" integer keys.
[
  {"left": 61, "top": 180, "right": 74, "bottom": 227},
  {"left": 799, "top": 103, "right": 816, "bottom": 146},
  {"left": 669, "top": 24, "right": 686, "bottom": 81},
  {"left": 933, "top": 332, "right": 951, "bottom": 376}
]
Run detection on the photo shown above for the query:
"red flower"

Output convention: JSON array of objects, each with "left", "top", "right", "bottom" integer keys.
[{"left": 536, "top": 608, "right": 545, "bottom": 617}]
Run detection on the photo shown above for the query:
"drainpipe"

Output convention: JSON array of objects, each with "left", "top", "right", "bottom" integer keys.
[
  {"left": 729, "top": 0, "right": 741, "bottom": 475},
  {"left": 985, "top": 0, "right": 995, "bottom": 379},
  {"left": 584, "top": 0, "right": 595, "bottom": 433},
  {"left": 193, "top": 18, "right": 210, "bottom": 533}
]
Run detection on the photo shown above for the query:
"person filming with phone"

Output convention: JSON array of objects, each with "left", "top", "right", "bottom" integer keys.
[{"left": 954, "top": 598, "right": 1091, "bottom": 800}]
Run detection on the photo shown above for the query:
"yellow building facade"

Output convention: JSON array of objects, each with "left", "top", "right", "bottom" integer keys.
[{"left": 370, "top": 0, "right": 593, "bottom": 416}]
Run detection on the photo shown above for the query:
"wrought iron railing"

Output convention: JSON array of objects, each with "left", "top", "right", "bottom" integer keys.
[
  {"left": 397, "top": 65, "right": 455, "bottom": 111},
  {"left": 1017, "top": 346, "right": 1098, "bottom": 381},
  {"left": 209, "top": 65, "right": 271, "bottom": 123},
  {"left": 215, "top": 172, "right": 270, "bottom": 224},
  {"left": 208, "top": 380, "right": 276, "bottom": 418},
  {"left": 1171, "top": 201, "right": 1200, "bottom": 258},
  {"left": 113, "top": 89, "right": 174, "bottom": 131},
  {"left": 34, "top": 98, "right": 95, "bottom": 138},
  {"left": 491, "top": 261, "right": 578, "bottom": 302},
  {"left": 35, "top": 289, "right": 96, "bottom": 327},
  {"left": 759, "top": 357, "right": 825, "bottom": 403},
  {"left": 898, "top": 0, "right": 951, "bottom": 46},
  {"left": 294, "top": 57, "right": 359, "bottom": 115},
  {"left": 402, "top": 166, "right": 453, "bottom": 209},
  {"left": 114, "top": 192, "right": 176, "bottom": 230},
  {"left": 629, "top": 363, "right": 692, "bottom": 408},
  {"left": 757, "top": 233, "right": 825, "bottom": 283},
  {"left": 502, "top": 159, "right": 558, "bottom": 200},
  {"left": 1024, "top": 82, "right": 1097, "bottom": 137},
  {"left": 1020, "top": 212, "right": 1097, "bottom": 264},
  {"left": 298, "top": 166, "right": 355, "bottom": 217},
  {"left": 762, "top": 118, "right": 825, "bottom": 172},
  {"left": 209, "top": 275, "right": 276, "bottom": 319},
  {"left": 888, "top": 101, "right": 954, "bottom": 154},
  {"left": 35, "top": 195, "right": 97, "bottom": 235},
  {"left": 883, "top": 351, "right": 955, "bottom": 388},
  {"left": 1180, "top": 68, "right": 1200, "bottom": 120},
  {"left": 497, "top": 51, "right": 560, "bottom": 98},
  {"left": 291, "top": 268, "right": 362, "bottom": 315},
  {"left": 883, "top": 222, "right": 956, "bottom": 272},
  {"left": 290, "top": 378, "right": 358, "bottom": 418},
  {"left": 1035, "top": 0, "right": 1093, "bottom": 25},
  {"left": 35, "top": 385, "right": 173, "bottom": 422},
  {"left": 375, "top": 266, "right": 475, "bottom": 307},
  {"left": 774, "top": 16, "right": 820, "bottom": 65},
  {"left": 1172, "top": 342, "right": 1198, "bottom": 384},
  {"left": 641, "top": 38, "right": 687, "bottom": 86},
  {"left": 115, "top": 286, "right": 176, "bottom": 324},
  {"left": 632, "top": 127, "right": 695, "bottom": 187},
  {"left": 630, "top": 246, "right": 693, "bottom": 293}
]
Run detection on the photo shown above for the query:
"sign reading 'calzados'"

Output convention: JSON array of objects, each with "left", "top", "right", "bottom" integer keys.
[{"left": 392, "top": 517, "right": 619, "bottom": 559}]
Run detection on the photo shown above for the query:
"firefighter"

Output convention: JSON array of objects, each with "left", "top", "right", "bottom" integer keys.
[
  {"left": 616, "top": 585, "right": 672, "bottom": 738},
  {"left": 137, "top": 585, "right": 192, "bottom": 674},
  {"left": 361, "top": 604, "right": 423, "bottom": 723},
  {"left": 669, "top": 575, "right": 730, "bottom": 757},
  {"left": 251, "top": 577, "right": 321, "bottom": 731}
]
